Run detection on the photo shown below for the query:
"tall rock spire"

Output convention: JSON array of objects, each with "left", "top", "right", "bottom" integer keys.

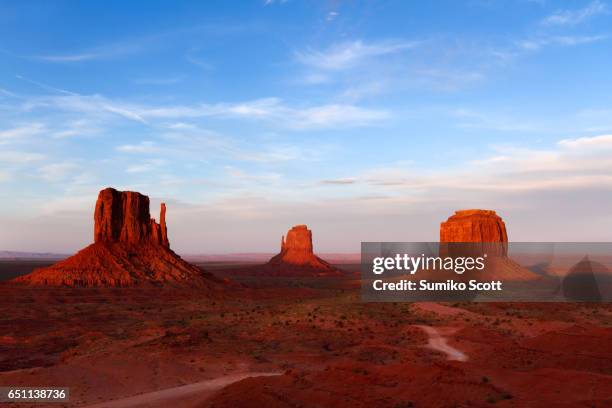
[{"left": 160, "top": 202, "right": 169, "bottom": 247}]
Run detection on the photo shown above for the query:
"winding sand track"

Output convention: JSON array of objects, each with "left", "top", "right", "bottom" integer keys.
[
  {"left": 418, "top": 325, "right": 468, "bottom": 362},
  {"left": 84, "top": 371, "right": 281, "bottom": 408}
]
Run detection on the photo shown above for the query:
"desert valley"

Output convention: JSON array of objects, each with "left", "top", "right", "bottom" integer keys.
[{"left": 1, "top": 188, "right": 612, "bottom": 407}]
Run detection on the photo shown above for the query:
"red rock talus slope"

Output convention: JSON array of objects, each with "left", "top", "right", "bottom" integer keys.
[
  {"left": 440, "top": 209, "right": 537, "bottom": 281},
  {"left": 14, "top": 187, "right": 215, "bottom": 287}
]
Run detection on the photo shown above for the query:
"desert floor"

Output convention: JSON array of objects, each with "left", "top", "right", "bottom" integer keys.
[{"left": 1, "top": 261, "right": 612, "bottom": 407}]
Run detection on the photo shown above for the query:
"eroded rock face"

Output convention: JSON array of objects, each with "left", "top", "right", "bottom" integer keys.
[
  {"left": 440, "top": 210, "right": 508, "bottom": 243},
  {"left": 93, "top": 188, "right": 169, "bottom": 247},
  {"left": 267, "top": 225, "right": 341, "bottom": 276},
  {"left": 439, "top": 209, "right": 537, "bottom": 280},
  {"left": 14, "top": 187, "right": 215, "bottom": 288},
  {"left": 279, "top": 225, "right": 315, "bottom": 264}
]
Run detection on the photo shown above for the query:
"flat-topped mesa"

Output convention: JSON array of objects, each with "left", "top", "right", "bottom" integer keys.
[
  {"left": 440, "top": 209, "right": 508, "bottom": 243},
  {"left": 440, "top": 209, "right": 508, "bottom": 258},
  {"left": 438, "top": 209, "right": 538, "bottom": 281},
  {"left": 93, "top": 188, "right": 169, "bottom": 247}
]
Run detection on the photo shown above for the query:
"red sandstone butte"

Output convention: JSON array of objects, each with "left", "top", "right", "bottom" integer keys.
[
  {"left": 440, "top": 209, "right": 537, "bottom": 281},
  {"left": 14, "top": 188, "right": 215, "bottom": 288},
  {"left": 93, "top": 187, "right": 169, "bottom": 246},
  {"left": 440, "top": 209, "right": 508, "bottom": 243},
  {"left": 266, "top": 225, "right": 342, "bottom": 276}
]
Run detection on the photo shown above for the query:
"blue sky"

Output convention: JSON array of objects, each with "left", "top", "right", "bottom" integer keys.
[{"left": 1, "top": 0, "right": 612, "bottom": 253}]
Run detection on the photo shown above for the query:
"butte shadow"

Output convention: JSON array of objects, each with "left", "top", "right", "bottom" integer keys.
[{"left": 13, "top": 187, "right": 221, "bottom": 289}]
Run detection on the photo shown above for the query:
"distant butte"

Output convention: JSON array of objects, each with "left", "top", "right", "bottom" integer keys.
[
  {"left": 229, "top": 225, "right": 343, "bottom": 277},
  {"left": 13, "top": 187, "right": 218, "bottom": 288},
  {"left": 268, "top": 225, "right": 333, "bottom": 270},
  {"left": 440, "top": 209, "right": 508, "bottom": 243},
  {"left": 440, "top": 209, "right": 537, "bottom": 281}
]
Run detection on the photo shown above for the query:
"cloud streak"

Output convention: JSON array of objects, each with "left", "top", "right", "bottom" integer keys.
[
  {"left": 518, "top": 35, "right": 608, "bottom": 51},
  {"left": 296, "top": 40, "right": 419, "bottom": 71},
  {"left": 355, "top": 134, "right": 612, "bottom": 195},
  {"left": 542, "top": 1, "right": 607, "bottom": 26},
  {"left": 24, "top": 94, "right": 389, "bottom": 130},
  {"left": 0, "top": 123, "right": 46, "bottom": 142}
]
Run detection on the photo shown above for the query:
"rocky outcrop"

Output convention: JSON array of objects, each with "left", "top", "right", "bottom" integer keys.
[
  {"left": 275, "top": 225, "right": 318, "bottom": 266},
  {"left": 264, "top": 225, "right": 342, "bottom": 276},
  {"left": 14, "top": 187, "right": 216, "bottom": 288},
  {"left": 93, "top": 188, "right": 169, "bottom": 247},
  {"left": 440, "top": 209, "right": 537, "bottom": 281},
  {"left": 440, "top": 210, "right": 508, "bottom": 243}
]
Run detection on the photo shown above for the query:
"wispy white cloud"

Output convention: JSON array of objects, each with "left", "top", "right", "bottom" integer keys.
[
  {"left": 28, "top": 30, "right": 171, "bottom": 63},
  {"left": 337, "top": 81, "right": 386, "bottom": 103},
  {"left": 0, "top": 151, "right": 46, "bottom": 163},
  {"left": 24, "top": 93, "right": 389, "bottom": 130},
  {"left": 185, "top": 54, "right": 214, "bottom": 70},
  {"left": 300, "top": 73, "right": 332, "bottom": 85},
  {"left": 52, "top": 119, "right": 102, "bottom": 139},
  {"left": 126, "top": 159, "right": 167, "bottom": 173},
  {"left": 28, "top": 24, "right": 251, "bottom": 65},
  {"left": 116, "top": 141, "right": 160, "bottom": 153},
  {"left": 127, "top": 97, "right": 389, "bottom": 129},
  {"left": 0, "top": 123, "right": 46, "bottom": 142},
  {"left": 542, "top": 0, "right": 607, "bottom": 26},
  {"left": 296, "top": 40, "right": 419, "bottom": 71},
  {"left": 451, "top": 108, "right": 544, "bottom": 132},
  {"left": 320, "top": 178, "right": 357, "bottom": 185},
  {"left": 38, "top": 162, "right": 81, "bottom": 182},
  {"left": 412, "top": 69, "right": 485, "bottom": 91},
  {"left": 232, "top": 144, "right": 323, "bottom": 163},
  {"left": 326, "top": 11, "right": 339, "bottom": 22},
  {"left": 286, "top": 104, "right": 389, "bottom": 129},
  {"left": 15, "top": 75, "right": 75, "bottom": 95},
  {"left": 225, "top": 166, "right": 283, "bottom": 184},
  {"left": 558, "top": 133, "right": 612, "bottom": 149},
  {"left": 33, "top": 53, "right": 103, "bottom": 62},
  {"left": 0, "top": 88, "right": 16, "bottom": 97},
  {"left": 353, "top": 133, "right": 612, "bottom": 195},
  {"left": 118, "top": 121, "right": 327, "bottom": 165},
  {"left": 133, "top": 76, "right": 184, "bottom": 85},
  {"left": 22, "top": 93, "right": 147, "bottom": 122},
  {"left": 518, "top": 34, "right": 608, "bottom": 51},
  {"left": 264, "top": 0, "right": 288, "bottom": 5}
]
